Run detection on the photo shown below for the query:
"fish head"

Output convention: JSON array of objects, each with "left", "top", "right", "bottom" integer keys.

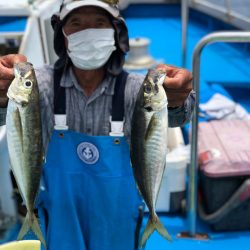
[
  {"left": 7, "top": 62, "right": 37, "bottom": 106},
  {"left": 143, "top": 69, "right": 167, "bottom": 111}
]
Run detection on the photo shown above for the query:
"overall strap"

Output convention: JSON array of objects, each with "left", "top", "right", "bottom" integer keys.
[
  {"left": 112, "top": 70, "right": 129, "bottom": 122},
  {"left": 54, "top": 65, "right": 66, "bottom": 115},
  {"left": 53, "top": 67, "right": 129, "bottom": 132},
  {"left": 53, "top": 61, "right": 67, "bottom": 130},
  {"left": 109, "top": 70, "right": 128, "bottom": 136}
]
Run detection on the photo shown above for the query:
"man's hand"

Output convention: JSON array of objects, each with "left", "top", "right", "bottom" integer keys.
[
  {"left": 157, "top": 64, "right": 193, "bottom": 108},
  {"left": 0, "top": 54, "right": 27, "bottom": 94},
  {"left": 0, "top": 54, "right": 27, "bottom": 107}
]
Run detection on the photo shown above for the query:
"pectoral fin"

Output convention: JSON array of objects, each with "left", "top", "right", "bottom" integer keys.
[
  {"left": 144, "top": 113, "right": 160, "bottom": 141},
  {"left": 12, "top": 107, "right": 23, "bottom": 152}
]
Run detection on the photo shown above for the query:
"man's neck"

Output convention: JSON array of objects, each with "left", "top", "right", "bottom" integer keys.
[{"left": 72, "top": 67, "right": 106, "bottom": 97}]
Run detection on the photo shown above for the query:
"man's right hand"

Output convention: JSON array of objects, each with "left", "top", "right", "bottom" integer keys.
[{"left": 0, "top": 54, "right": 27, "bottom": 107}]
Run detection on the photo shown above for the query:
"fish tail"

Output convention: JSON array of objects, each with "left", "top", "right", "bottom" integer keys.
[
  {"left": 17, "top": 212, "right": 47, "bottom": 249},
  {"left": 140, "top": 213, "right": 172, "bottom": 248},
  {"left": 31, "top": 213, "right": 47, "bottom": 250}
]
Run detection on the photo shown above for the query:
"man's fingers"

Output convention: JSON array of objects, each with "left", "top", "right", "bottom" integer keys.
[
  {"left": 0, "top": 66, "right": 13, "bottom": 80},
  {"left": 156, "top": 64, "right": 179, "bottom": 75},
  {"left": 165, "top": 76, "right": 192, "bottom": 90},
  {"left": 2, "top": 54, "right": 27, "bottom": 65},
  {"left": 0, "top": 54, "right": 27, "bottom": 80},
  {"left": 156, "top": 64, "right": 193, "bottom": 107},
  {"left": 157, "top": 64, "right": 193, "bottom": 88}
]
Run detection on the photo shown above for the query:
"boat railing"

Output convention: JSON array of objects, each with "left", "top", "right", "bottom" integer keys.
[
  {"left": 189, "top": 0, "right": 250, "bottom": 30},
  {"left": 188, "top": 31, "right": 250, "bottom": 236},
  {"left": 181, "top": 0, "right": 189, "bottom": 68}
]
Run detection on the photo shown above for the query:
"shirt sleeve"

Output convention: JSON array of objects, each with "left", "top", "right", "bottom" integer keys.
[
  {"left": 0, "top": 107, "right": 7, "bottom": 126},
  {"left": 168, "top": 90, "right": 196, "bottom": 127}
]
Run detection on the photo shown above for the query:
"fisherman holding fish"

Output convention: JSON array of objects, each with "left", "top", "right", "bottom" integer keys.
[{"left": 0, "top": 1, "right": 195, "bottom": 250}]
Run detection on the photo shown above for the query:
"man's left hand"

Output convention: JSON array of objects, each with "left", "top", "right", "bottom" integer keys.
[{"left": 157, "top": 64, "right": 193, "bottom": 108}]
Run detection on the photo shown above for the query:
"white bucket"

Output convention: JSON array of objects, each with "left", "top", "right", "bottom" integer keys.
[{"left": 0, "top": 125, "right": 16, "bottom": 222}]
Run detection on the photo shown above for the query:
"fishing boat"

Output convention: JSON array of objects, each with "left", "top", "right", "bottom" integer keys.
[{"left": 0, "top": 0, "right": 250, "bottom": 249}]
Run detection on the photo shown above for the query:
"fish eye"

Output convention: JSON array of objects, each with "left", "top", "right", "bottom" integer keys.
[
  {"left": 23, "top": 80, "right": 32, "bottom": 89},
  {"left": 144, "top": 84, "right": 152, "bottom": 94}
]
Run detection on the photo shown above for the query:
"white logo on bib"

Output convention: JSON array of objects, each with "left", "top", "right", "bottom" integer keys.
[{"left": 77, "top": 142, "right": 99, "bottom": 165}]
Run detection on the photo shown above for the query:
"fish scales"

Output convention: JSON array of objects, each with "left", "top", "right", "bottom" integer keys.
[
  {"left": 8, "top": 94, "right": 42, "bottom": 206},
  {"left": 6, "top": 62, "right": 46, "bottom": 248},
  {"left": 130, "top": 68, "right": 171, "bottom": 247},
  {"left": 133, "top": 109, "right": 167, "bottom": 211}
]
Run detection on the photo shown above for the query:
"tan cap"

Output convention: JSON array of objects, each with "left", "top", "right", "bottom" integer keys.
[{"left": 60, "top": 0, "right": 120, "bottom": 20}]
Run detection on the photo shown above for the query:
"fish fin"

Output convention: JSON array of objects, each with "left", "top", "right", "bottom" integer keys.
[
  {"left": 17, "top": 213, "right": 47, "bottom": 249},
  {"left": 140, "top": 218, "right": 155, "bottom": 248},
  {"left": 17, "top": 213, "right": 30, "bottom": 241},
  {"left": 31, "top": 213, "right": 47, "bottom": 250},
  {"left": 144, "top": 114, "right": 159, "bottom": 141},
  {"left": 140, "top": 214, "right": 172, "bottom": 248},
  {"left": 154, "top": 216, "right": 172, "bottom": 242},
  {"left": 12, "top": 107, "right": 23, "bottom": 152}
]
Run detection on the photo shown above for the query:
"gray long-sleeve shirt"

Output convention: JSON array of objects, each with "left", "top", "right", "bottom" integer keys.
[{"left": 0, "top": 65, "right": 195, "bottom": 152}]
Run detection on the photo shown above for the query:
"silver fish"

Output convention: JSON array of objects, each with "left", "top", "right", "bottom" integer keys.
[
  {"left": 130, "top": 68, "right": 171, "bottom": 247},
  {"left": 6, "top": 62, "right": 46, "bottom": 248}
]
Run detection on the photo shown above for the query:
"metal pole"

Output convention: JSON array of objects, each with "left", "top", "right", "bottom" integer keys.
[
  {"left": 188, "top": 31, "right": 250, "bottom": 236},
  {"left": 224, "top": 0, "right": 232, "bottom": 18},
  {"left": 181, "top": 0, "right": 189, "bottom": 68}
]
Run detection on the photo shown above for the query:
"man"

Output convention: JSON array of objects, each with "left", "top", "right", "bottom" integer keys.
[{"left": 0, "top": 1, "right": 195, "bottom": 250}]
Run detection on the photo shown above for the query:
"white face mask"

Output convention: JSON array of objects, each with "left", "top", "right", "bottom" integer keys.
[{"left": 63, "top": 28, "right": 116, "bottom": 70}]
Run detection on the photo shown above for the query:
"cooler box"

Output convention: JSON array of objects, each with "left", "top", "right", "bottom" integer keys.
[{"left": 198, "top": 120, "right": 250, "bottom": 231}]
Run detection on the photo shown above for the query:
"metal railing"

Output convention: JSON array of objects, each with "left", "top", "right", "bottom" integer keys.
[
  {"left": 189, "top": 0, "right": 250, "bottom": 30},
  {"left": 224, "top": 0, "right": 232, "bottom": 18},
  {"left": 181, "top": 0, "right": 189, "bottom": 68},
  {"left": 191, "top": 0, "right": 232, "bottom": 16},
  {"left": 188, "top": 31, "right": 250, "bottom": 236}
]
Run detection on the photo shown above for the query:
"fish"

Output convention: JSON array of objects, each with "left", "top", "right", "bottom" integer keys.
[
  {"left": 130, "top": 68, "right": 171, "bottom": 247},
  {"left": 6, "top": 62, "right": 46, "bottom": 248}
]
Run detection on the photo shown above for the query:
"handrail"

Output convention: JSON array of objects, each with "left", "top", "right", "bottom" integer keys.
[
  {"left": 188, "top": 31, "right": 250, "bottom": 236},
  {"left": 224, "top": 0, "right": 232, "bottom": 18},
  {"left": 189, "top": 0, "right": 250, "bottom": 30},
  {"left": 181, "top": 0, "right": 189, "bottom": 68}
]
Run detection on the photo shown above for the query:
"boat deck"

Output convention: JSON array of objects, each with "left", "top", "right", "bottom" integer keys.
[{"left": 144, "top": 214, "right": 250, "bottom": 250}]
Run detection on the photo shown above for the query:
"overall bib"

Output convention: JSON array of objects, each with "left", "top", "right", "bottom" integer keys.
[{"left": 38, "top": 71, "right": 144, "bottom": 250}]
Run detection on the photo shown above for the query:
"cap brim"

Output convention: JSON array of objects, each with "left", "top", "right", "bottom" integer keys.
[{"left": 60, "top": 0, "right": 120, "bottom": 20}]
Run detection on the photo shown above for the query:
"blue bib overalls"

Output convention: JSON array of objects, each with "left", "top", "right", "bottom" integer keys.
[{"left": 37, "top": 70, "right": 144, "bottom": 250}]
